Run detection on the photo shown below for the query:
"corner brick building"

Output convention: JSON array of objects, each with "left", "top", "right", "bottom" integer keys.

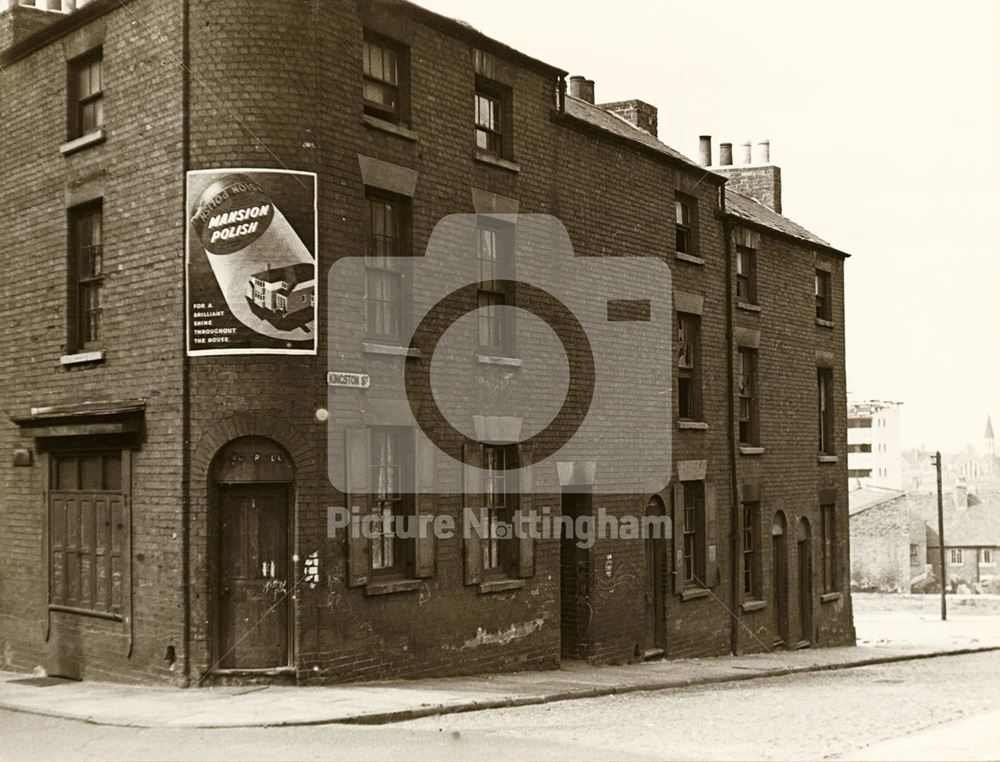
[{"left": 0, "top": 0, "right": 854, "bottom": 685}]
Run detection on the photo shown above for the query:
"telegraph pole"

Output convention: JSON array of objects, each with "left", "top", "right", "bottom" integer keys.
[{"left": 932, "top": 451, "right": 947, "bottom": 621}]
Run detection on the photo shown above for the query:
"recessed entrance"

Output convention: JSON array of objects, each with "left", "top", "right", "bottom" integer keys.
[
  {"left": 643, "top": 495, "right": 667, "bottom": 656},
  {"left": 797, "top": 517, "right": 813, "bottom": 646},
  {"left": 212, "top": 437, "right": 294, "bottom": 672},
  {"left": 771, "top": 511, "right": 789, "bottom": 646}
]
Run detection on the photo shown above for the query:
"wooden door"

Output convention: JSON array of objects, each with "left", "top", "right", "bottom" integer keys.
[
  {"left": 772, "top": 524, "right": 789, "bottom": 645},
  {"left": 644, "top": 497, "right": 666, "bottom": 654},
  {"left": 217, "top": 485, "right": 289, "bottom": 670},
  {"left": 798, "top": 531, "right": 813, "bottom": 644}
]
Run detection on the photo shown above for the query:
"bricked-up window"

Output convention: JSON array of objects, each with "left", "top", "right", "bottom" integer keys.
[
  {"left": 474, "top": 77, "right": 512, "bottom": 158},
  {"left": 477, "top": 219, "right": 514, "bottom": 353},
  {"left": 736, "top": 245, "right": 757, "bottom": 305},
  {"left": 675, "top": 195, "right": 696, "bottom": 256},
  {"left": 370, "top": 428, "right": 414, "bottom": 576},
  {"left": 365, "top": 190, "right": 408, "bottom": 341},
  {"left": 818, "top": 367, "right": 835, "bottom": 455},
  {"left": 742, "top": 501, "right": 761, "bottom": 598},
  {"left": 483, "top": 444, "right": 517, "bottom": 575},
  {"left": 69, "top": 202, "right": 104, "bottom": 350},
  {"left": 738, "top": 347, "right": 759, "bottom": 446},
  {"left": 362, "top": 35, "right": 407, "bottom": 123},
  {"left": 677, "top": 312, "right": 701, "bottom": 420},
  {"left": 821, "top": 502, "right": 838, "bottom": 592},
  {"left": 950, "top": 548, "right": 963, "bottom": 564},
  {"left": 50, "top": 451, "right": 125, "bottom": 617},
  {"left": 815, "top": 269, "right": 832, "bottom": 321},
  {"left": 69, "top": 48, "right": 103, "bottom": 139},
  {"left": 682, "top": 481, "right": 706, "bottom": 585}
]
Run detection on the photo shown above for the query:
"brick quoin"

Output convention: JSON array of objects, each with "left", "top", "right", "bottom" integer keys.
[{"left": 0, "top": 0, "right": 853, "bottom": 686}]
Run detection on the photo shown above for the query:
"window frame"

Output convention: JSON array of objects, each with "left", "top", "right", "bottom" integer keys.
[
  {"left": 474, "top": 76, "right": 513, "bottom": 159},
  {"left": 818, "top": 367, "right": 835, "bottom": 455},
  {"left": 682, "top": 481, "right": 706, "bottom": 587},
  {"left": 482, "top": 443, "right": 518, "bottom": 578},
  {"left": 362, "top": 33, "right": 408, "bottom": 124},
  {"left": 368, "top": 426, "right": 415, "bottom": 578},
  {"left": 677, "top": 312, "right": 702, "bottom": 421},
  {"left": 68, "top": 200, "right": 105, "bottom": 352},
  {"left": 738, "top": 347, "right": 759, "bottom": 446},
  {"left": 675, "top": 195, "right": 697, "bottom": 256},
  {"left": 68, "top": 48, "right": 104, "bottom": 140},
  {"left": 821, "top": 502, "right": 838, "bottom": 593},
  {"left": 476, "top": 218, "right": 515, "bottom": 354},
  {"left": 950, "top": 548, "right": 964, "bottom": 565},
  {"left": 815, "top": 268, "right": 833, "bottom": 322},
  {"left": 736, "top": 245, "right": 758, "bottom": 305},
  {"left": 364, "top": 189, "right": 410, "bottom": 343},
  {"left": 742, "top": 500, "right": 761, "bottom": 599}
]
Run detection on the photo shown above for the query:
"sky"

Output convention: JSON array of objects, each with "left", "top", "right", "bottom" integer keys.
[{"left": 416, "top": 0, "right": 1000, "bottom": 452}]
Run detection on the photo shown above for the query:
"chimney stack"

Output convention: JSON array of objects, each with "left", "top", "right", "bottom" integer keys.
[
  {"left": 568, "top": 75, "right": 595, "bottom": 104},
  {"left": 954, "top": 479, "right": 969, "bottom": 511},
  {"left": 599, "top": 98, "right": 658, "bottom": 137},
  {"left": 704, "top": 136, "right": 782, "bottom": 214},
  {"left": 698, "top": 136, "right": 712, "bottom": 167}
]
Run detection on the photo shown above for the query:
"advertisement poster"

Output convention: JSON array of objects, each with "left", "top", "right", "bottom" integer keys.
[{"left": 186, "top": 169, "right": 318, "bottom": 356}]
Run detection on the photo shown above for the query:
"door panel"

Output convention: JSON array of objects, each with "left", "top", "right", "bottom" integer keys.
[
  {"left": 772, "top": 534, "right": 788, "bottom": 645},
  {"left": 217, "top": 487, "right": 289, "bottom": 670}
]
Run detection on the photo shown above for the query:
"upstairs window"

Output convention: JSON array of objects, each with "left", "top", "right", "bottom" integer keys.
[
  {"left": 818, "top": 367, "right": 835, "bottom": 455},
  {"left": 476, "top": 219, "right": 514, "bottom": 353},
  {"left": 69, "top": 49, "right": 103, "bottom": 139},
  {"left": 738, "top": 347, "right": 759, "bottom": 446},
  {"left": 815, "top": 269, "right": 832, "bottom": 321},
  {"left": 675, "top": 196, "right": 696, "bottom": 256},
  {"left": 364, "top": 190, "right": 408, "bottom": 342},
  {"left": 475, "top": 77, "right": 511, "bottom": 158},
  {"left": 69, "top": 202, "right": 104, "bottom": 350},
  {"left": 736, "top": 245, "right": 757, "bottom": 305},
  {"left": 677, "top": 312, "right": 701, "bottom": 421},
  {"left": 362, "top": 35, "right": 406, "bottom": 123}
]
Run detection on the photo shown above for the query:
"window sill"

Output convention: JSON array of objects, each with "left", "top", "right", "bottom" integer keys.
[
  {"left": 476, "top": 353, "right": 522, "bottom": 367},
  {"left": 362, "top": 341, "right": 421, "bottom": 358},
  {"left": 675, "top": 252, "right": 705, "bottom": 266},
  {"left": 60, "top": 350, "right": 105, "bottom": 367},
  {"left": 741, "top": 599, "right": 766, "bottom": 613},
  {"left": 361, "top": 114, "right": 419, "bottom": 142},
  {"left": 739, "top": 446, "right": 765, "bottom": 456},
  {"left": 474, "top": 150, "right": 520, "bottom": 173},
  {"left": 364, "top": 579, "right": 422, "bottom": 596},
  {"left": 737, "top": 301, "right": 761, "bottom": 313},
  {"left": 478, "top": 578, "right": 525, "bottom": 594},
  {"left": 820, "top": 592, "right": 842, "bottom": 604},
  {"left": 818, "top": 454, "right": 838, "bottom": 464},
  {"left": 677, "top": 420, "right": 708, "bottom": 430},
  {"left": 681, "top": 586, "right": 710, "bottom": 601},
  {"left": 816, "top": 317, "right": 835, "bottom": 329},
  {"left": 60, "top": 129, "right": 106, "bottom": 156}
]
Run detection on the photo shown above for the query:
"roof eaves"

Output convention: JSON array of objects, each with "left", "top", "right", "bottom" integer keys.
[{"left": 723, "top": 190, "right": 850, "bottom": 259}]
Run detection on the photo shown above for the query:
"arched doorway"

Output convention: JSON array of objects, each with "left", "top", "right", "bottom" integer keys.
[
  {"left": 211, "top": 437, "right": 294, "bottom": 671},
  {"left": 771, "top": 511, "right": 788, "bottom": 646},
  {"left": 797, "top": 517, "right": 813, "bottom": 645},
  {"left": 644, "top": 495, "right": 667, "bottom": 656}
]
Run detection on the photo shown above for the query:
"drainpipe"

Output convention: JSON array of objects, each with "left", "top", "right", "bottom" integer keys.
[
  {"left": 723, "top": 206, "right": 740, "bottom": 656},
  {"left": 180, "top": 0, "right": 192, "bottom": 688}
]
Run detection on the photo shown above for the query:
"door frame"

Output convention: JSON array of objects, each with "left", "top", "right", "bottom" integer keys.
[
  {"left": 797, "top": 517, "right": 813, "bottom": 646},
  {"left": 644, "top": 495, "right": 667, "bottom": 655},
  {"left": 771, "top": 510, "right": 789, "bottom": 646},
  {"left": 210, "top": 480, "right": 295, "bottom": 674}
]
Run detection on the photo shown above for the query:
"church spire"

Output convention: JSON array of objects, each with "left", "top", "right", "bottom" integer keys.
[{"left": 987, "top": 415, "right": 995, "bottom": 441}]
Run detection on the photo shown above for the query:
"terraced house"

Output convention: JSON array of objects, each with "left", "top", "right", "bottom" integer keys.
[{"left": 0, "top": 0, "right": 854, "bottom": 686}]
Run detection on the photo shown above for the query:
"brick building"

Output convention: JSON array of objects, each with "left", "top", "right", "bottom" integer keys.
[{"left": 0, "top": 0, "right": 854, "bottom": 686}]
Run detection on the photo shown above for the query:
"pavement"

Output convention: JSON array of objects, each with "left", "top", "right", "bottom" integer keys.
[{"left": 1, "top": 592, "right": 998, "bottom": 730}]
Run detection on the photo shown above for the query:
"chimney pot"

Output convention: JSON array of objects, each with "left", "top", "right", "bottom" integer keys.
[
  {"left": 757, "top": 139, "right": 771, "bottom": 164},
  {"left": 698, "top": 136, "right": 712, "bottom": 167},
  {"left": 568, "top": 75, "right": 595, "bottom": 104},
  {"left": 742, "top": 141, "right": 752, "bottom": 165},
  {"left": 719, "top": 142, "right": 733, "bottom": 166}
]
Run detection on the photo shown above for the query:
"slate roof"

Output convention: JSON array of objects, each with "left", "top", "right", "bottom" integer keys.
[
  {"left": 724, "top": 189, "right": 839, "bottom": 251},
  {"left": 858, "top": 490, "right": 1000, "bottom": 548},
  {"left": 849, "top": 487, "right": 905, "bottom": 516}
]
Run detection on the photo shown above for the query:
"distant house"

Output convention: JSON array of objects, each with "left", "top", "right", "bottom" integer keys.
[
  {"left": 246, "top": 263, "right": 315, "bottom": 317},
  {"left": 850, "top": 488, "right": 927, "bottom": 592},
  {"left": 925, "top": 484, "right": 1000, "bottom": 593}
]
